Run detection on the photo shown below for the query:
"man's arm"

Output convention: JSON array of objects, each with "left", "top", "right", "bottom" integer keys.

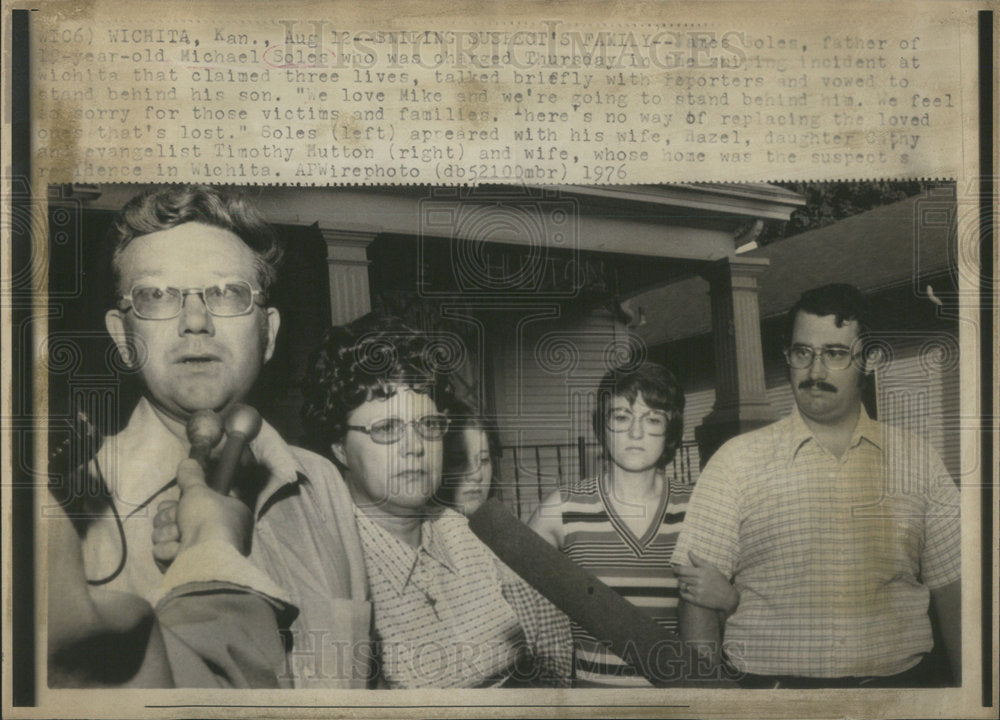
[
  {"left": 674, "top": 551, "right": 739, "bottom": 615},
  {"left": 48, "top": 495, "right": 174, "bottom": 688},
  {"left": 145, "top": 459, "right": 294, "bottom": 687},
  {"left": 50, "top": 460, "right": 291, "bottom": 688},
  {"left": 929, "top": 579, "right": 961, "bottom": 684},
  {"left": 679, "top": 599, "right": 724, "bottom": 680},
  {"left": 670, "top": 444, "right": 743, "bottom": 683},
  {"left": 919, "top": 446, "right": 961, "bottom": 685},
  {"left": 153, "top": 574, "right": 289, "bottom": 688}
]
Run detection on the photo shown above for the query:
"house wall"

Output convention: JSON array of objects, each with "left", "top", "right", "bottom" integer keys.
[
  {"left": 870, "top": 332, "right": 962, "bottom": 481},
  {"left": 491, "top": 308, "right": 632, "bottom": 518}
]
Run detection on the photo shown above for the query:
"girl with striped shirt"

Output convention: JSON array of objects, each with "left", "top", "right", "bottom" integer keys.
[{"left": 528, "top": 362, "right": 738, "bottom": 686}]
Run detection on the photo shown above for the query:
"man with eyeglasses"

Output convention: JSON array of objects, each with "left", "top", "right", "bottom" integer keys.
[
  {"left": 673, "top": 283, "right": 961, "bottom": 688},
  {"left": 66, "top": 185, "right": 370, "bottom": 687}
]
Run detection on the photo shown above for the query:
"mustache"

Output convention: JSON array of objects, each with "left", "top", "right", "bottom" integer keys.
[{"left": 798, "top": 379, "right": 837, "bottom": 393}]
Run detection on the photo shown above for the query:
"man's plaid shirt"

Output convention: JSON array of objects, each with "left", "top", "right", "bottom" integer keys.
[{"left": 673, "top": 408, "right": 960, "bottom": 678}]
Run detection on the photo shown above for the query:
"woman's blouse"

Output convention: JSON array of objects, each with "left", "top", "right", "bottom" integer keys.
[{"left": 356, "top": 507, "right": 572, "bottom": 688}]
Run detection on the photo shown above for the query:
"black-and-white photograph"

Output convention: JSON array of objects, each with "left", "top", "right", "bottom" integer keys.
[
  {"left": 4, "top": 1, "right": 995, "bottom": 718},
  {"left": 40, "top": 180, "right": 964, "bottom": 691}
]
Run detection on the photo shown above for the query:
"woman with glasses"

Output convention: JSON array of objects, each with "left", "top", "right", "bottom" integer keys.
[
  {"left": 435, "top": 400, "right": 502, "bottom": 518},
  {"left": 301, "top": 313, "right": 571, "bottom": 689},
  {"left": 528, "top": 362, "right": 737, "bottom": 686}
]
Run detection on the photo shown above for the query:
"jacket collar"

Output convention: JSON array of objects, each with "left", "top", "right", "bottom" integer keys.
[{"left": 98, "top": 397, "right": 300, "bottom": 517}]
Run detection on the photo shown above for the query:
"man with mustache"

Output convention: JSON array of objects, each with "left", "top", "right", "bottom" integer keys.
[
  {"left": 60, "top": 185, "right": 369, "bottom": 687},
  {"left": 673, "top": 283, "right": 961, "bottom": 688}
]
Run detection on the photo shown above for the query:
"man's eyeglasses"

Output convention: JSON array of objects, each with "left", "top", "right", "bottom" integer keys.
[
  {"left": 347, "top": 415, "right": 451, "bottom": 444},
  {"left": 784, "top": 344, "right": 857, "bottom": 370},
  {"left": 605, "top": 409, "right": 671, "bottom": 436},
  {"left": 118, "top": 281, "right": 264, "bottom": 320}
]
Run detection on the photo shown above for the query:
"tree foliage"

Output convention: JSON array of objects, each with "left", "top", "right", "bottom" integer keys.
[{"left": 758, "top": 180, "right": 930, "bottom": 245}]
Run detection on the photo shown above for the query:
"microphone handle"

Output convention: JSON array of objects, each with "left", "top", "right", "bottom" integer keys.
[
  {"left": 185, "top": 409, "right": 223, "bottom": 475},
  {"left": 209, "top": 432, "right": 250, "bottom": 495},
  {"left": 468, "top": 498, "right": 690, "bottom": 686}
]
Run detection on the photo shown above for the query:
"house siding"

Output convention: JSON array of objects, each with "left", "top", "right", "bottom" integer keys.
[{"left": 492, "top": 309, "right": 632, "bottom": 518}]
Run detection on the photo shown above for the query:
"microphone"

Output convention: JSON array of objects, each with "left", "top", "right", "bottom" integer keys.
[
  {"left": 469, "top": 498, "right": 691, "bottom": 686},
  {"left": 210, "top": 404, "right": 262, "bottom": 495},
  {"left": 185, "top": 409, "right": 224, "bottom": 471}
]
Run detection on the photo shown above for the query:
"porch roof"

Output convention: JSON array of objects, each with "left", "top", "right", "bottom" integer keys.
[
  {"left": 624, "top": 191, "right": 957, "bottom": 347},
  {"left": 81, "top": 182, "right": 805, "bottom": 265}
]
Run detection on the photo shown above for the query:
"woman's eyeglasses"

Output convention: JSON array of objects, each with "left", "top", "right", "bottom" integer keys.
[
  {"left": 605, "top": 409, "right": 670, "bottom": 436},
  {"left": 346, "top": 415, "right": 451, "bottom": 444}
]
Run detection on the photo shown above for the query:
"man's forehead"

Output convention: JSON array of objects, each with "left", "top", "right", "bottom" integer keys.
[
  {"left": 791, "top": 311, "right": 861, "bottom": 344},
  {"left": 116, "top": 222, "right": 256, "bottom": 283},
  {"left": 122, "top": 265, "right": 236, "bottom": 282}
]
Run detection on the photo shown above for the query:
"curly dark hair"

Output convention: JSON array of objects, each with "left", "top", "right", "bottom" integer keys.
[
  {"left": 434, "top": 399, "right": 502, "bottom": 508},
  {"left": 300, "top": 312, "right": 459, "bottom": 454},
  {"left": 107, "top": 184, "right": 283, "bottom": 298},
  {"left": 593, "top": 362, "right": 685, "bottom": 470}
]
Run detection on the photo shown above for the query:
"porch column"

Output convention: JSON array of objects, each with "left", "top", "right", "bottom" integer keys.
[
  {"left": 320, "top": 228, "right": 376, "bottom": 325},
  {"left": 694, "top": 256, "right": 776, "bottom": 465}
]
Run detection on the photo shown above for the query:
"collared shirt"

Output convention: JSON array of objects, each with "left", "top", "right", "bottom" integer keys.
[
  {"left": 356, "top": 507, "right": 572, "bottom": 688},
  {"left": 672, "top": 408, "right": 961, "bottom": 678},
  {"left": 79, "top": 398, "right": 371, "bottom": 688}
]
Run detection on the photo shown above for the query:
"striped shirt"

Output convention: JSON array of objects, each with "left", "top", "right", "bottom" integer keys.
[
  {"left": 356, "top": 507, "right": 572, "bottom": 688},
  {"left": 672, "top": 408, "right": 961, "bottom": 678},
  {"left": 558, "top": 472, "right": 690, "bottom": 686}
]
